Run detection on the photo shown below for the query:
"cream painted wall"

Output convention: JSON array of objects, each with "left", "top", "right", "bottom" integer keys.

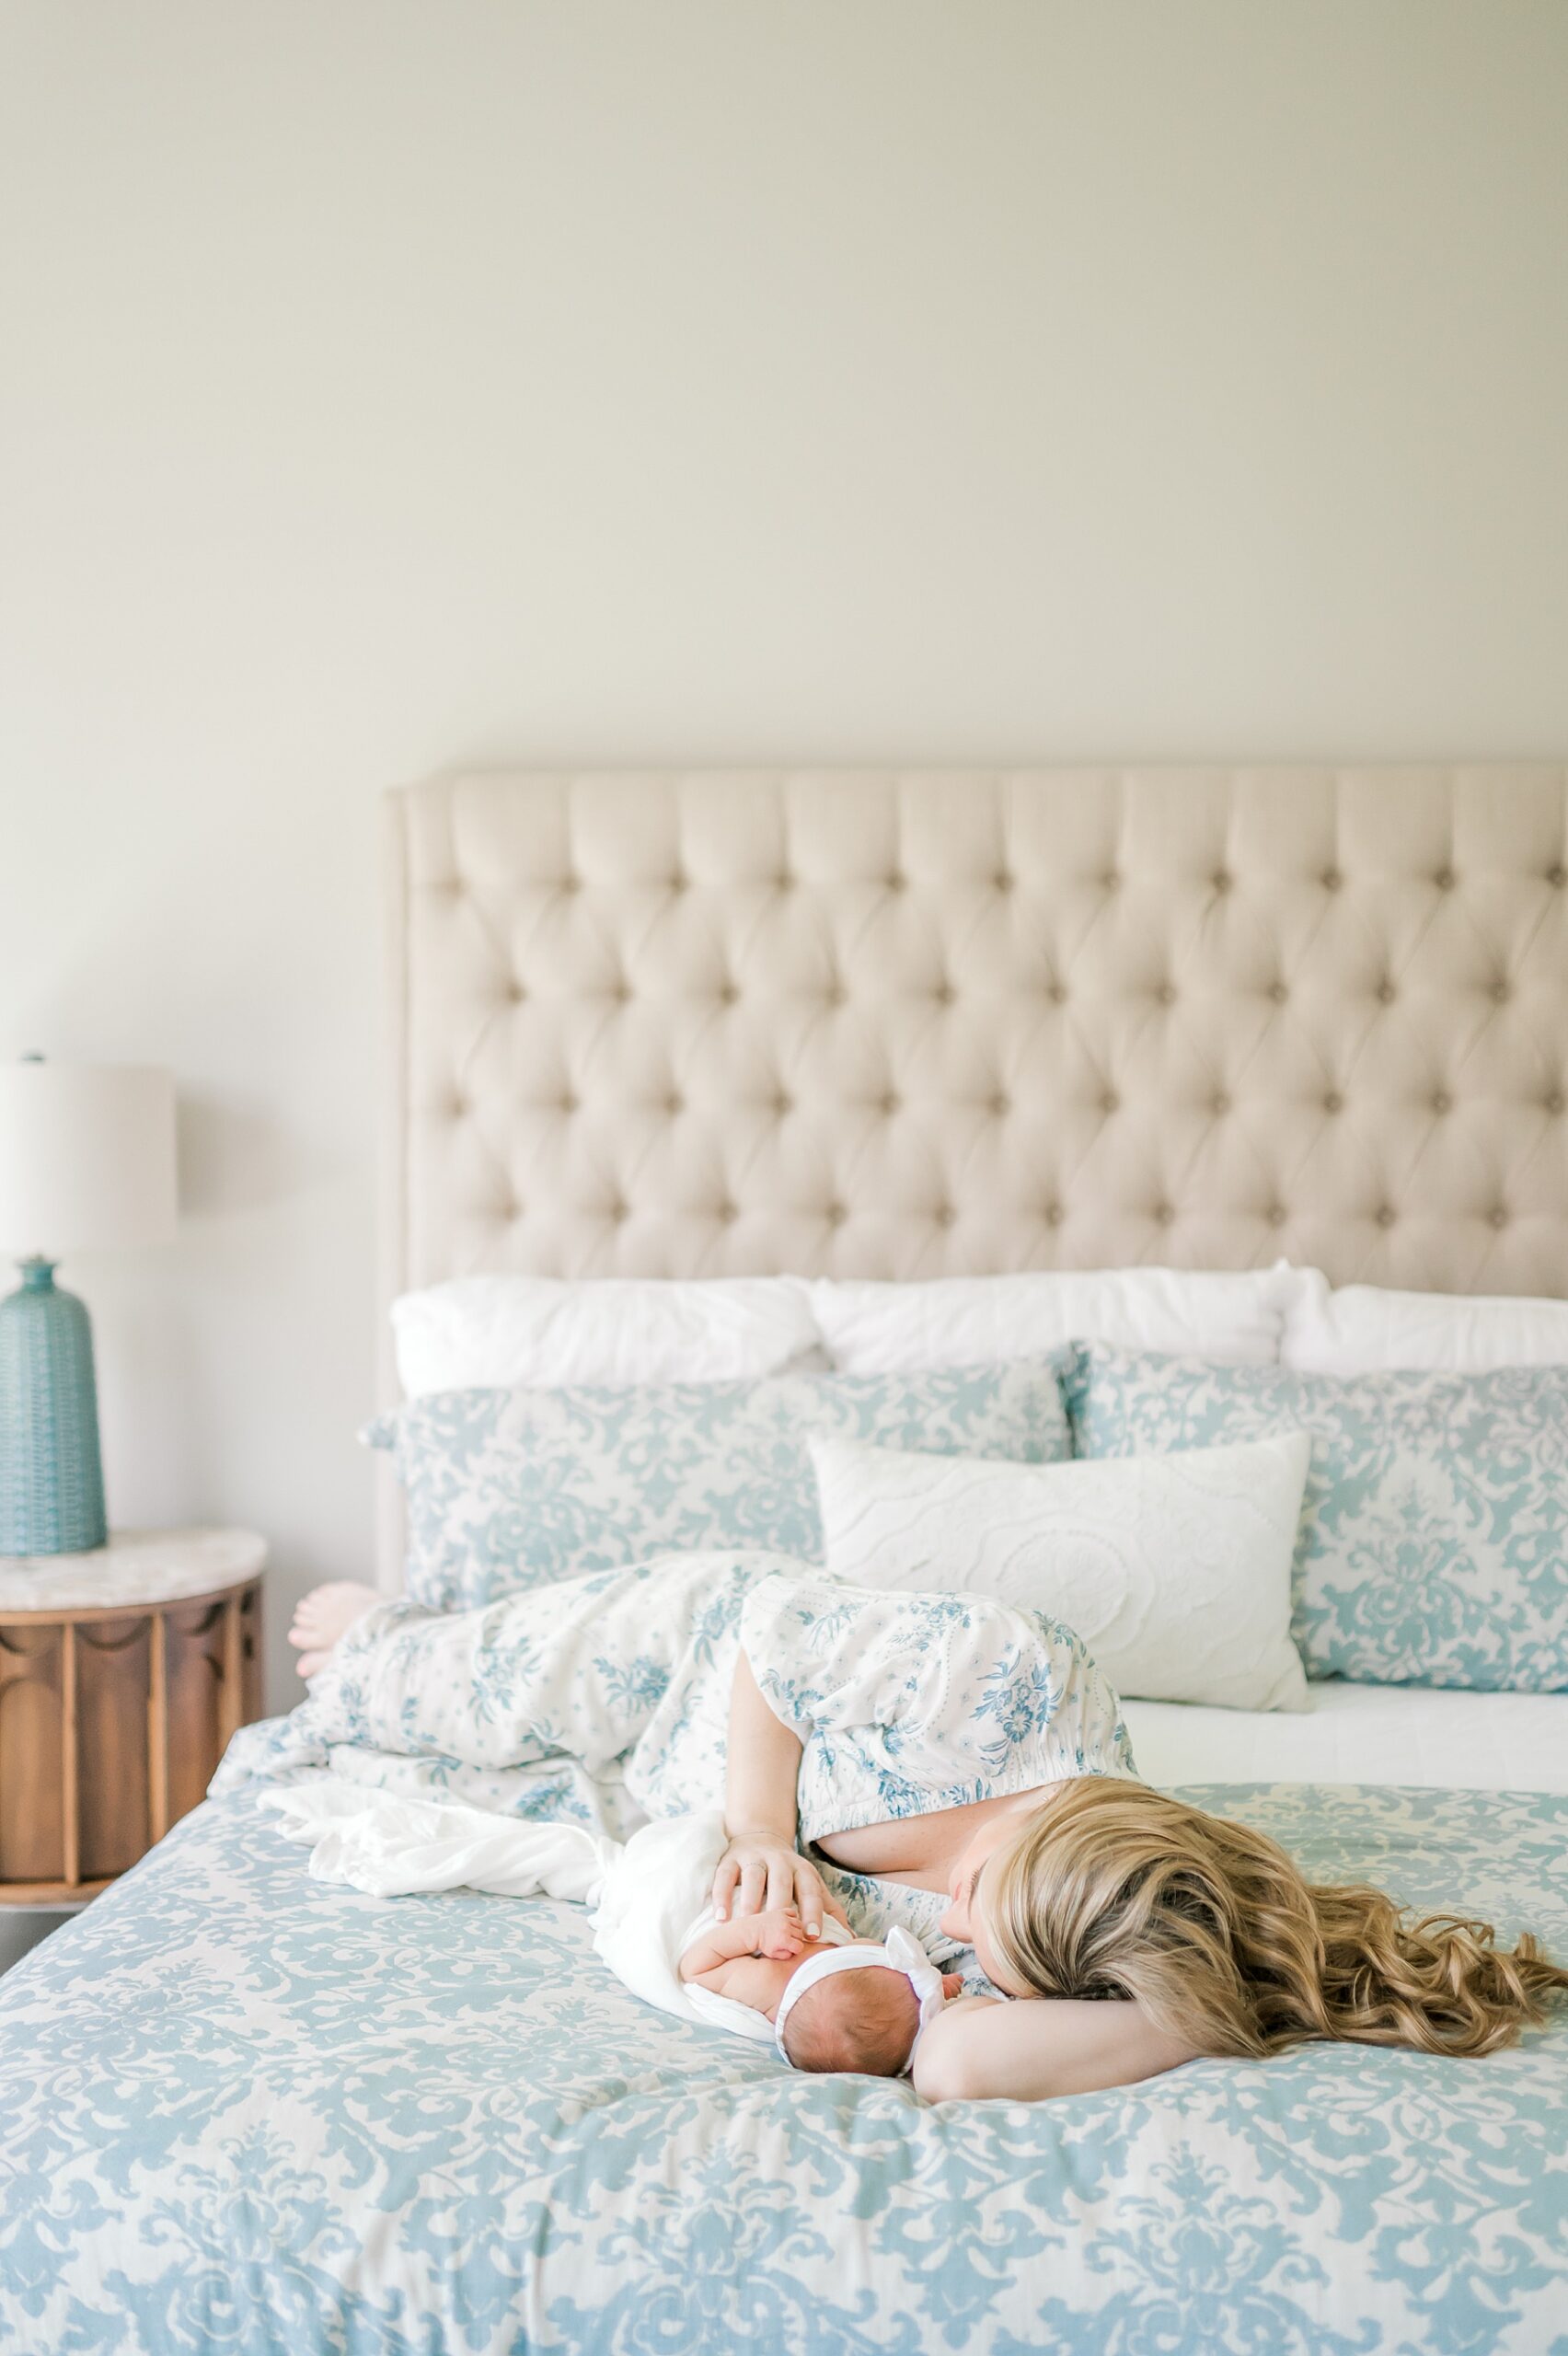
[{"left": 1, "top": 0, "right": 1566, "bottom": 1776}]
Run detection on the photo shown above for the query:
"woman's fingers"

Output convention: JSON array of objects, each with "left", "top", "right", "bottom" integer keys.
[
  {"left": 799, "top": 1865, "right": 851, "bottom": 1933},
  {"left": 711, "top": 1856, "right": 740, "bottom": 1920},
  {"left": 765, "top": 1855, "right": 793, "bottom": 1913},
  {"left": 736, "top": 1861, "right": 767, "bottom": 1917},
  {"left": 794, "top": 1868, "right": 822, "bottom": 1937},
  {"left": 714, "top": 1841, "right": 849, "bottom": 1933}
]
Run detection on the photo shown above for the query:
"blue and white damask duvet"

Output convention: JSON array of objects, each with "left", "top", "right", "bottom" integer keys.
[{"left": 2, "top": 1781, "right": 1564, "bottom": 2355}]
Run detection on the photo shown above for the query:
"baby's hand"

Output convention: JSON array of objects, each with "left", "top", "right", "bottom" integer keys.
[{"left": 746, "top": 1905, "right": 809, "bottom": 1961}]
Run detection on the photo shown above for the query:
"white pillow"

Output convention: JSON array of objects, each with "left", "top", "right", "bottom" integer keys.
[
  {"left": 811, "top": 1430, "right": 1311, "bottom": 1713},
  {"left": 1284, "top": 1281, "right": 1568, "bottom": 1375},
  {"left": 810, "top": 1266, "right": 1306, "bottom": 1374},
  {"left": 392, "top": 1276, "right": 822, "bottom": 1396}
]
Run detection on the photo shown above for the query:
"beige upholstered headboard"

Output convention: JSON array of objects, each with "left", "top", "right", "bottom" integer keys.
[
  {"left": 385, "top": 767, "right": 1568, "bottom": 1309},
  {"left": 376, "top": 765, "right": 1568, "bottom": 1584}
]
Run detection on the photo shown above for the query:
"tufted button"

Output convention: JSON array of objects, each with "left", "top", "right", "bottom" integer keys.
[
  {"left": 1267, "top": 1204, "right": 1287, "bottom": 1228},
  {"left": 1431, "top": 1091, "right": 1451, "bottom": 1115},
  {"left": 1547, "top": 1091, "right": 1565, "bottom": 1117},
  {"left": 1153, "top": 1203, "right": 1174, "bottom": 1227},
  {"left": 995, "top": 871, "right": 1015, "bottom": 895},
  {"left": 1490, "top": 1207, "right": 1509, "bottom": 1230},
  {"left": 1101, "top": 869, "right": 1121, "bottom": 894},
  {"left": 1376, "top": 1205, "right": 1396, "bottom": 1229},
  {"left": 1376, "top": 979, "right": 1397, "bottom": 1006},
  {"left": 1043, "top": 1201, "right": 1065, "bottom": 1227},
  {"left": 610, "top": 976, "right": 631, "bottom": 1003},
  {"left": 1101, "top": 1089, "right": 1120, "bottom": 1115},
  {"left": 450, "top": 1090, "right": 468, "bottom": 1120},
  {"left": 717, "top": 1199, "right": 737, "bottom": 1226},
  {"left": 502, "top": 1196, "right": 523, "bottom": 1223},
  {"left": 608, "top": 1196, "right": 628, "bottom": 1223},
  {"left": 559, "top": 1090, "right": 578, "bottom": 1115},
  {"left": 825, "top": 1201, "right": 846, "bottom": 1228},
  {"left": 1551, "top": 865, "right": 1567, "bottom": 890},
  {"left": 1212, "top": 869, "right": 1232, "bottom": 895},
  {"left": 668, "top": 869, "right": 688, "bottom": 895},
  {"left": 664, "top": 1090, "right": 684, "bottom": 1116},
  {"left": 825, "top": 980, "right": 846, "bottom": 1008},
  {"left": 773, "top": 1090, "right": 791, "bottom": 1117},
  {"left": 879, "top": 1089, "right": 900, "bottom": 1116},
  {"left": 887, "top": 872, "right": 907, "bottom": 895},
  {"left": 718, "top": 981, "right": 739, "bottom": 1007},
  {"left": 1492, "top": 978, "right": 1511, "bottom": 1006},
  {"left": 1047, "top": 979, "right": 1068, "bottom": 1005},
  {"left": 1435, "top": 867, "right": 1457, "bottom": 893},
  {"left": 1321, "top": 868, "right": 1343, "bottom": 894},
  {"left": 560, "top": 873, "right": 582, "bottom": 896},
  {"left": 1268, "top": 980, "right": 1288, "bottom": 1005},
  {"left": 935, "top": 1204, "right": 956, "bottom": 1228},
  {"left": 505, "top": 977, "right": 526, "bottom": 1005},
  {"left": 776, "top": 871, "right": 794, "bottom": 893},
  {"left": 1211, "top": 1091, "right": 1230, "bottom": 1116},
  {"left": 1155, "top": 981, "right": 1176, "bottom": 1007},
  {"left": 1323, "top": 1091, "right": 1343, "bottom": 1115},
  {"left": 990, "top": 1091, "right": 1010, "bottom": 1117},
  {"left": 933, "top": 979, "right": 955, "bottom": 1006}
]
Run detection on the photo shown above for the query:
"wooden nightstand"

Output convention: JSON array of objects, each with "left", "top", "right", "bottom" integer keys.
[{"left": 0, "top": 1529, "right": 265, "bottom": 1907}]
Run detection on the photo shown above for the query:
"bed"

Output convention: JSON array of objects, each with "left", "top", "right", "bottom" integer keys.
[{"left": 5, "top": 765, "right": 1568, "bottom": 2354}]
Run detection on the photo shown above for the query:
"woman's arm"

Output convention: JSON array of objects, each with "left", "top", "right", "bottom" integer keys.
[
  {"left": 711, "top": 1650, "right": 848, "bottom": 1934},
  {"left": 724, "top": 1649, "right": 803, "bottom": 1852},
  {"left": 912, "top": 1995, "right": 1200, "bottom": 2105}
]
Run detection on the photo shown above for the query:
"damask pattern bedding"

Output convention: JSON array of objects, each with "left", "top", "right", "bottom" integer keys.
[{"left": 2, "top": 1782, "right": 1564, "bottom": 2355}]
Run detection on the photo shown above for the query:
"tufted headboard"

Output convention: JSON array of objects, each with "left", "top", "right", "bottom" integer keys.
[{"left": 384, "top": 767, "right": 1568, "bottom": 1310}]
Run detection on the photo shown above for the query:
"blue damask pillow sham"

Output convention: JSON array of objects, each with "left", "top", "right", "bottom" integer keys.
[
  {"left": 368, "top": 1358, "right": 1070, "bottom": 1609},
  {"left": 1063, "top": 1342, "right": 1568, "bottom": 1692}
]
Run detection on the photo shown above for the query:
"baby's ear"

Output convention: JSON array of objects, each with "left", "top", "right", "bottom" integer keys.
[{"left": 940, "top": 1972, "right": 964, "bottom": 2000}]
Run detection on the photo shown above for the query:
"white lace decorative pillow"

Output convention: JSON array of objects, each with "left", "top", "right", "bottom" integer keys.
[{"left": 811, "top": 1430, "right": 1311, "bottom": 1713}]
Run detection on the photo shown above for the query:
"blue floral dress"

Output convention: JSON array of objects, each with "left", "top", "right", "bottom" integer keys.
[{"left": 215, "top": 1551, "right": 1136, "bottom": 1950}]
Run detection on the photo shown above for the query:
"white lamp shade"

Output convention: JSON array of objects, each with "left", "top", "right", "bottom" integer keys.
[{"left": 0, "top": 1061, "right": 178, "bottom": 1258}]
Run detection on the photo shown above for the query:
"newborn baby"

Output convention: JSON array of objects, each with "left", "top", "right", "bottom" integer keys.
[{"left": 678, "top": 1904, "right": 960, "bottom": 2075}]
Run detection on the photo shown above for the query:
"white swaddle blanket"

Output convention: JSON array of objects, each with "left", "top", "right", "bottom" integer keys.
[{"left": 262, "top": 1784, "right": 850, "bottom": 2045}]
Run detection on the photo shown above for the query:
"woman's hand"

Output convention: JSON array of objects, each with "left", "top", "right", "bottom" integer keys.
[{"left": 711, "top": 1832, "right": 849, "bottom": 1939}]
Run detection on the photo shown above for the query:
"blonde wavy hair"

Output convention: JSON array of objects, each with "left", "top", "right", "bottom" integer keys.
[{"left": 985, "top": 1780, "right": 1568, "bottom": 2060}]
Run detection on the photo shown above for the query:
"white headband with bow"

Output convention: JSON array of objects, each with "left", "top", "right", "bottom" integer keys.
[{"left": 773, "top": 1925, "right": 948, "bottom": 2069}]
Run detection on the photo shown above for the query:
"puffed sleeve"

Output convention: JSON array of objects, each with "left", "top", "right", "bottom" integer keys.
[
  {"left": 740, "top": 1566, "right": 1136, "bottom": 1825},
  {"left": 739, "top": 1568, "right": 984, "bottom": 1743}
]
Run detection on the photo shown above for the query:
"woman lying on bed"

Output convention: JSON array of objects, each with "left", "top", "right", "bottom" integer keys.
[{"left": 264, "top": 1552, "right": 1567, "bottom": 2105}]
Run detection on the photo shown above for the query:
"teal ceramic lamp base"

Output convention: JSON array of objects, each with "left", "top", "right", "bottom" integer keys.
[{"left": 0, "top": 1259, "right": 108, "bottom": 1554}]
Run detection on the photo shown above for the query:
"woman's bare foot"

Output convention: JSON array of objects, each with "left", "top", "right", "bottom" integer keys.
[{"left": 289, "top": 1581, "right": 381, "bottom": 1680}]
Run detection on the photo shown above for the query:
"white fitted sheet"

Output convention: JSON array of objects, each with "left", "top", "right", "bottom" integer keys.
[{"left": 1123, "top": 1680, "right": 1568, "bottom": 1794}]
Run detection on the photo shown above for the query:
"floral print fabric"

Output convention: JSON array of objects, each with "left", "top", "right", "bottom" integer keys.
[
  {"left": 213, "top": 1550, "right": 1133, "bottom": 1948},
  {"left": 2, "top": 1780, "right": 1563, "bottom": 2353},
  {"left": 364, "top": 1357, "right": 1068, "bottom": 1609},
  {"left": 1064, "top": 1343, "right": 1568, "bottom": 1692},
  {"left": 739, "top": 1567, "right": 1134, "bottom": 1842}
]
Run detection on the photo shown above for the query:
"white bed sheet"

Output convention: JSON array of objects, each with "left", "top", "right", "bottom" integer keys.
[{"left": 1123, "top": 1680, "right": 1568, "bottom": 1794}]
